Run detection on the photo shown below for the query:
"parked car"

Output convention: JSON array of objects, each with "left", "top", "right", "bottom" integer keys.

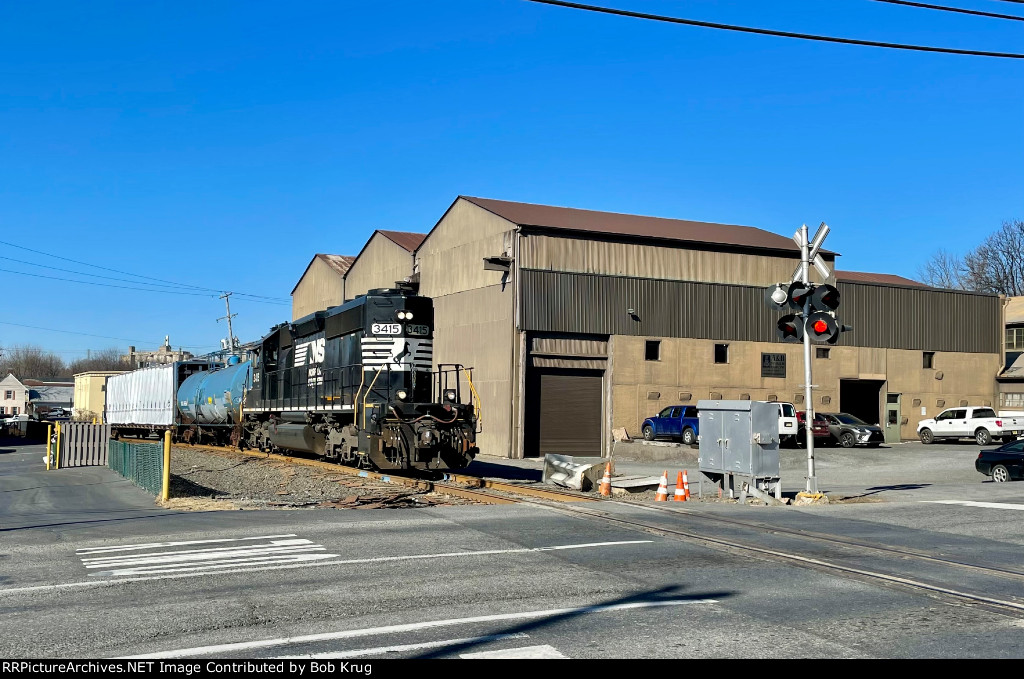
[
  {"left": 917, "top": 406, "right": 1024, "bottom": 445},
  {"left": 975, "top": 438, "right": 1024, "bottom": 482},
  {"left": 821, "top": 412, "right": 884, "bottom": 448},
  {"left": 642, "top": 405, "right": 700, "bottom": 445},
  {"left": 795, "top": 411, "right": 831, "bottom": 447},
  {"left": 769, "top": 401, "right": 799, "bottom": 446}
]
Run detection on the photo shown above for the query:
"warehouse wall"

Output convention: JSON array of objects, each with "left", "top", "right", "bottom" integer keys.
[
  {"left": 520, "top": 233, "right": 829, "bottom": 287},
  {"left": 609, "top": 336, "right": 999, "bottom": 441},
  {"left": 292, "top": 257, "right": 345, "bottom": 321},
  {"left": 419, "top": 199, "right": 518, "bottom": 457}
]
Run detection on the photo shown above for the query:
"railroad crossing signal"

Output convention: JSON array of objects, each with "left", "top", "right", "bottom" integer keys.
[{"left": 765, "top": 281, "right": 851, "bottom": 344}]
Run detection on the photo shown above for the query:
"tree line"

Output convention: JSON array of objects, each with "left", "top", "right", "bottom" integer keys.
[
  {"left": 918, "top": 219, "right": 1024, "bottom": 295},
  {"left": 0, "top": 346, "right": 125, "bottom": 380}
]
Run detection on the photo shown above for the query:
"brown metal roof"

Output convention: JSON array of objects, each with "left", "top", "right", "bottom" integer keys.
[
  {"left": 317, "top": 254, "right": 355, "bottom": 276},
  {"left": 290, "top": 253, "right": 355, "bottom": 294},
  {"left": 378, "top": 230, "right": 426, "bottom": 252},
  {"left": 835, "top": 270, "right": 928, "bottom": 288},
  {"left": 461, "top": 196, "right": 818, "bottom": 255}
]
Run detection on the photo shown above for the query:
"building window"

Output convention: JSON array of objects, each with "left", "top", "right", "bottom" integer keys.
[
  {"left": 923, "top": 351, "right": 935, "bottom": 369},
  {"left": 3, "top": 390, "right": 12, "bottom": 400},
  {"left": 816, "top": 348, "right": 830, "bottom": 359},
  {"left": 12, "top": 407, "right": 18, "bottom": 416},
  {"left": 1003, "top": 393, "right": 1024, "bottom": 409},
  {"left": 1007, "top": 328, "right": 1024, "bottom": 351},
  {"left": 645, "top": 340, "right": 661, "bottom": 361},
  {"left": 714, "top": 343, "right": 729, "bottom": 364},
  {"left": 0, "top": 407, "right": 5, "bottom": 415}
]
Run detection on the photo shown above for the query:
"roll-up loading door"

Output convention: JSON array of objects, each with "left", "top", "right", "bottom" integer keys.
[{"left": 526, "top": 368, "right": 603, "bottom": 457}]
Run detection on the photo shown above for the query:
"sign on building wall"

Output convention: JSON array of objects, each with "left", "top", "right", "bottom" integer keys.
[{"left": 761, "top": 353, "right": 787, "bottom": 378}]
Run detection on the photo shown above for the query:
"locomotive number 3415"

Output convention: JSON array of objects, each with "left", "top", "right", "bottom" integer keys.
[{"left": 371, "top": 323, "right": 401, "bottom": 335}]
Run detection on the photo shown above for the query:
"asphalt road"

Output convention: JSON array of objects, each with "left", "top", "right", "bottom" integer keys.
[{"left": 4, "top": 438, "right": 1024, "bottom": 659}]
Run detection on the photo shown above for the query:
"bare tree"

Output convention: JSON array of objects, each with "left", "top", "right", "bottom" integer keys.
[
  {"left": 918, "top": 220, "right": 1024, "bottom": 295},
  {"left": 962, "top": 220, "right": 1024, "bottom": 296},
  {"left": 67, "top": 348, "right": 126, "bottom": 375},
  {"left": 917, "top": 249, "right": 968, "bottom": 290},
  {"left": 0, "top": 345, "right": 68, "bottom": 379}
]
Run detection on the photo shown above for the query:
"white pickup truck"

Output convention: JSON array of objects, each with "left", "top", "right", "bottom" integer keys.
[{"left": 917, "top": 406, "right": 1024, "bottom": 445}]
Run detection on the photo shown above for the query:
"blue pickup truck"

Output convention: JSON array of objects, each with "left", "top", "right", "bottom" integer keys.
[{"left": 642, "top": 405, "right": 700, "bottom": 445}]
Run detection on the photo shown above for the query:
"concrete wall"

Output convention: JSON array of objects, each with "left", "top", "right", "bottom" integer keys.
[
  {"left": 609, "top": 336, "right": 999, "bottom": 441},
  {"left": 292, "top": 257, "right": 345, "bottom": 321},
  {"left": 419, "top": 199, "right": 518, "bottom": 457},
  {"left": 345, "top": 234, "right": 416, "bottom": 300}
]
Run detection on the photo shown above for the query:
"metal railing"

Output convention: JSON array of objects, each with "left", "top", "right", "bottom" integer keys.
[{"left": 108, "top": 432, "right": 172, "bottom": 499}]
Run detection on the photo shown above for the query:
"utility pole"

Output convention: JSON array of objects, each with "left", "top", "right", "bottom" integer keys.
[{"left": 218, "top": 292, "right": 238, "bottom": 354}]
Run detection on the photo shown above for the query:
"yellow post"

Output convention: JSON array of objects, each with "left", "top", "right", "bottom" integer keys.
[
  {"left": 45, "top": 424, "right": 52, "bottom": 470},
  {"left": 92, "top": 417, "right": 96, "bottom": 425},
  {"left": 161, "top": 430, "right": 171, "bottom": 501},
  {"left": 54, "top": 423, "right": 62, "bottom": 470}
]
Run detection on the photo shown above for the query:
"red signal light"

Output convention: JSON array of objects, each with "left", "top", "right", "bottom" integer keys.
[{"left": 812, "top": 319, "right": 828, "bottom": 334}]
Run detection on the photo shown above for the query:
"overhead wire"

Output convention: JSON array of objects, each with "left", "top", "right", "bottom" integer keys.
[
  {"left": 867, "top": 0, "right": 1024, "bottom": 22},
  {"left": 0, "top": 238, "right": 290, "bottom": 303},
  {"left": 522, "top": 0, "right": 1024, "bottom": 58},
  {"left": 0, "top": 321, "right": 215, "bottom": 348}
]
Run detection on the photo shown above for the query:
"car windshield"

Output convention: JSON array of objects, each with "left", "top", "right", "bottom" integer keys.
[{"left": 835, "top": 414, "right": 867, "bottom": 425}]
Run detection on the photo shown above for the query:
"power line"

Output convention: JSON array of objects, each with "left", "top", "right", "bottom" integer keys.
[
  {"left": 0, "top": 238, "right": 290, "bottom": 303},
  {"left": 869, "top": 0, "right": 1024, "bottom": 22},
  {"left": 0, "top": 321, "right": 214, "bottom": 347},
  {"left": 522, "top": 0, "right": 1024, "bottom": 58},
  {"left": 0, "top": 266, "right": 288, "bottom": 305}
]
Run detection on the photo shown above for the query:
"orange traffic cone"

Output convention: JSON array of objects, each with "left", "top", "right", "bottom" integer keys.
[
  {"left": 655, "top": 470, "right": 669, "bottom": 501},
  {"left": 599, "top": 462, "right": 612, "bottom": 497},
  {"left": 683, "top": 469, "right": 691, "bottom": 500},
  {"left": 673, "top": 471, "right": 686, "bottom": 502}
]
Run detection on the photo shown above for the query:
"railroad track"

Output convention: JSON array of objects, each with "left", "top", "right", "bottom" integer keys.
[{"left": 172, "top": 443, "right": 1024, "bottom": 615}]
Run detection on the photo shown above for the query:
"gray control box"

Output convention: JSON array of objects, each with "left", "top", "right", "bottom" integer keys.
[{"left": 697, "top": 400, "right": 780, "bottom": 483}]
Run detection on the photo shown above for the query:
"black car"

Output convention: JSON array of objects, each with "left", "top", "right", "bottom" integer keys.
[
  {"left": 976, "top": 439, "right": 1024, "bottom": 482},
  {"left": 821, "top": 412, "right": 884, "bottom": 448}
]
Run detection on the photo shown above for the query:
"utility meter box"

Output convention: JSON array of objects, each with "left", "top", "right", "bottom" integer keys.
[{"left": 697, "top": 400, "right": 780, "bottom": 481}]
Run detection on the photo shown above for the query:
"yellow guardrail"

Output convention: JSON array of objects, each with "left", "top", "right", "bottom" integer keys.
[{"left": 462, "top": 368, "right": 483, "bottom": 433}]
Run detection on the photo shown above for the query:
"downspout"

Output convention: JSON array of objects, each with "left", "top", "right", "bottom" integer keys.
[{"left": 513, "top": 227, "right": 525, "bottom": 459}]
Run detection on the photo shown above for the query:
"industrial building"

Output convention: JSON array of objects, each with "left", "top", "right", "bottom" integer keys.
[
  {"left": 73, "top": 371, "right": 128, "bottom": 422},
  {"left": 292, "top": 196, "right": 1003, "bottom": 458}
]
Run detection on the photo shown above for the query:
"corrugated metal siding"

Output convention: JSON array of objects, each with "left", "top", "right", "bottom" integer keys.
[
  {"left": 522, "top": 270, "right": 999, "bottom": 354},
  {"left": 520, "top": 233, "right": 828, "bottom": 287}
]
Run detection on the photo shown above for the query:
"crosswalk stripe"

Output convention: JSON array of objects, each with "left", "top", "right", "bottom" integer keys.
[{"left": 75, "top": 534, "right": 299, "bottom": 555}]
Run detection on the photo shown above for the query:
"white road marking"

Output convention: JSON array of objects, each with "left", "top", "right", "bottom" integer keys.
[
  {"left": 119, "top": 598, "right": 718, "bottom": 659},
  {"left": 76, "top": 534, "right": 301, "bottom": 555},
  {"left": 277, "top": 633, "right": 530, "bottom": 659},
  {"left": 79, "top": 535, "right": 336, "bottom": 577},
  {"left": 461, "top": 644, "right": 568, "bottom": 659},
  {"left": 0, "top": 539, "right": 654, "bottom": 595},
  {"left": 922, "top": 500, "right": 1024, "bottom": 511}
]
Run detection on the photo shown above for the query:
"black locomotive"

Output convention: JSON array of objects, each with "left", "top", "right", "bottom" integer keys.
[{"left": 242, "top": 285, "right": 480, "bottom": 472}]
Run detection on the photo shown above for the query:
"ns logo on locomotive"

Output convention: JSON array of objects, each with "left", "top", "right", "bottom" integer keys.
[{"left": 110, "top": 284, "right": 480, "bottom": 472}]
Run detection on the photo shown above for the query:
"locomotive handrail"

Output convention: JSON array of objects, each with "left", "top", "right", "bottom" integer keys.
[
  {"left": 362, "top": 364, "right": 387, "bottom": 430},
  {"left": 462, "top": 367, "right": 483, "bottom": 434}
]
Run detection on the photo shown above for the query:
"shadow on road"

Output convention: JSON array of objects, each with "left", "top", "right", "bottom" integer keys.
[
  {"left": 837, "top": 483, "right": 933, "bottom": 499},
  {"left": 411, "top": 584, "right": 732, "bottom": 659},
  {"left": 169, "top": 475, "right": 227, "bottom": 500},
  {"left": 460, "top": 460, "right": 543, "bottom": 482}
]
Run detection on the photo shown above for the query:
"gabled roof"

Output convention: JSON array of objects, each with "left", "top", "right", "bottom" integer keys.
[
  {"left": 459, "top": 196, "right": 827, "bottom": 255},
  {"left": 835, "top": 270, "right": 929, "bottom": 288},
  {"left": 377, "top": 230, "right": 426, "bottom": 252},
  {"left": 291, "top": 254, "right": 356, "bottom": 295}
]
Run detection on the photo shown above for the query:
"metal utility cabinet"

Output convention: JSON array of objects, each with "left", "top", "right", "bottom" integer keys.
[{"left": 697, "top": 400, "right": 781, "bottom": 500}]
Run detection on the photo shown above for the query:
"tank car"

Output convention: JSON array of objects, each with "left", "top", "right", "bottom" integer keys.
[
  {"left": 242, "top": 285, "right": 480, "bottom": 472},
  {"left": 176, "top": 356, "right": 252, "bottom": 445}
]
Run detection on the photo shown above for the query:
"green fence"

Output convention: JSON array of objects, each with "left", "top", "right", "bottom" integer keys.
[{"left": 108, "top": 440, "right": 164, "bottom": 496}]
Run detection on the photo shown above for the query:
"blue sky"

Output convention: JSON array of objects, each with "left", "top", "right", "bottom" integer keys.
[{"left": 0, "top": 0, "right": 1020, "bottom": 360}]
